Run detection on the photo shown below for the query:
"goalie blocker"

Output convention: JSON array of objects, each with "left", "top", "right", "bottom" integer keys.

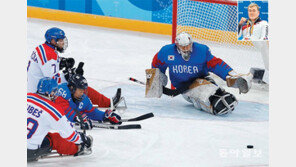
[{"left": 145, "top": 68, "right": 167, "bottom": 98}]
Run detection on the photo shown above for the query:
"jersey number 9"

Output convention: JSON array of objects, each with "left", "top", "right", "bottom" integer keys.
[{"left": 27, "top": 118, "right": 39, "bottom": 139}]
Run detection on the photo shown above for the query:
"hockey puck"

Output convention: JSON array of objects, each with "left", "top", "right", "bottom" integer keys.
[{"left": 247, "top": 145, "right": 254, "bottom": 149}]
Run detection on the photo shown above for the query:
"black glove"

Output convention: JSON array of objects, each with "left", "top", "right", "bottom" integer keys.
[
  {"left": 63, "top": 62, "right": 84, "bottom": 81},
  {"left": 104, "top": 109, "right": 122, "bottom": 125},
  {"left": 63, "top": 67, "right": 75, "bottom": 82},
  {"left": 74, "top": 115, "right": 93, "bottom": 130},
  {"left": 60, "top": 57, "right": 75, "bottom": 70},
  {"left": 75, "top": 62, "right": 84, "bottom": 76},
  {"left": 78, "top": 132, "right": 92, "bottom": 149}
]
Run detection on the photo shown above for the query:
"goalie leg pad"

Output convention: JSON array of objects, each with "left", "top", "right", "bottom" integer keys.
[
  {"left": 145, "top": 68, "right": 167, "bottom": 98},
  {"left": 209, "top": 89, "right": 238, "bottom": 115},
  {"left": 182, "top": 79, "right": 219, "bottom": 114}
]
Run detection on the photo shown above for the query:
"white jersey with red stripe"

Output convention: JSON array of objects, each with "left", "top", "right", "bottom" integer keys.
[
  {"left": 27, "top": 93, "right": 82, "bottom": 150},
  {"left": 27, "top": 42, "right": 67, "bottom": 93},
  {"left": 238, "top": 18, "right": 268, "bottom": 41}
]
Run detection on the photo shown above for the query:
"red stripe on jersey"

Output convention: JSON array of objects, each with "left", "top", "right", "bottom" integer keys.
[
  {"left": 152, "top": 53, "right": 165, "bottom": 68},
  {"left": 207, "top": 57, "right": 223, "bottom": 69},
  {"left": 242, "top": 24, "right": 251, "bottom": 31},
  {"left": 66, "top": 131, "right": 75, "bottom": 141},
  {"left": 42, "top": 44, "right": 58, "bottom": 61},
  {"left": 27, "top": 99, "right": 59, "bottom": 121},
  {"left": 28, "top": 93, "right": 65, "bottom": 116},
  {"left": 84, "top": 107, "right": 95, "bottom": 113},
  {"left": 36, "top": 47, "right": 45, "bottom": 65},
  {"left": 73, "top": 135, "right": 80, "bottom": 143}
]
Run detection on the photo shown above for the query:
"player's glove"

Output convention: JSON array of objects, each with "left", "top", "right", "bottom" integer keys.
[
  {"left": 75, "top": 62, "right": 84, "bottom": 76},
  {"left": 78, "top": 132, "right": 92, "bottom": 148},
  {"left": 63, "top": 62, "right": 84, "bottom": 81},
  {"left": 75, "top": 132, "right": 93, "bottom": 156},
  {"left": 104, "top": 109, "right": 122, "bottom": 124},
  {"left": 60, "top": 57, "right": 75, "bottom": 70},
  {"left": 74, "top": 114, "right": 93, "bottom": 130},
  {"left": 63, "top": 67, "right": 75, "bottom": 82}
]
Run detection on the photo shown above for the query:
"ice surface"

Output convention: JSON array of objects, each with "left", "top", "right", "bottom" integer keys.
[{"left": 27, "top": 18, "right": 268, "bottom": 167}]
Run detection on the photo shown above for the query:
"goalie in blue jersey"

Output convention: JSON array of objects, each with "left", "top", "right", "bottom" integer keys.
[{"left": 147, "top": 32, "right": 253, "bottom": 115}]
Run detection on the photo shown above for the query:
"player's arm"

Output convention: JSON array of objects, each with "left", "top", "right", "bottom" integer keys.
[
  {"left": 151, "top": 52, "right": 167, "bottom": 73},
  {"left": 205, "top": 47, "right": 233, "bottom": 81},
  {"left": 39, "top": 59, "right": 67, "bottom": 84},
  {"left": 82, "top": 96, "right": 121, "bottom": 124},
  {"left": 238, "top": 17, "right": 247, "bottom": 37},
  {"left": 260, "top": 21, "right": 269, "bottom": 40},
  {"left": 55, "top": 96, "right": 77, "bottom": 122},
  {"left": 54, "top": 116, "right": 83, "bottom": 144}
]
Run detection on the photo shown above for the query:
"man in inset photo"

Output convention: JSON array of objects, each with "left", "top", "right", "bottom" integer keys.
[{"left": 238, "top": 2, "right": 268, "bottom": 41}]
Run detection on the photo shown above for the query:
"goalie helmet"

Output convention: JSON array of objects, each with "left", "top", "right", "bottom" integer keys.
[
  {"left": 45, "top": 27, "right": 68, "bottom": 53},
  {"left": 175, "top": 32, "right": 193, "bottom": 61},
  {"left": 37, "top": 77, "right": 58, "bottom": 101}
]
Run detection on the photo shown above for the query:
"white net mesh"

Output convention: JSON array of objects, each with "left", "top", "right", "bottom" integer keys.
[
  {"left": 176, "top": 0, "right": 254, "bottom": 48},
  {"left": 175, "top": 0, "right": 265, "bottom": 74}
]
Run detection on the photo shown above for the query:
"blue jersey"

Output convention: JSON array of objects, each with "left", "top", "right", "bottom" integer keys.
[
  {"left": 55, "top": 83, "right": 105, "bottom": 122},
  {"left": 152, "top": 42, "right": 233, "bottom": 89}
]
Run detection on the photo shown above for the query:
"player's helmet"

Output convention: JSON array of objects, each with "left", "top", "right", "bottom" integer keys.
[
  {"left": 37, "top": 77, "right": 58, "bottom": 101},
  {"left": 67, "top": 74, "right": 88, "bottom": 99},
  {"left": 175, "top": 32, "right": 193, "bottom": 61},
  {"left": 45, "top": 27, "right": 68, "bottom": 53}
]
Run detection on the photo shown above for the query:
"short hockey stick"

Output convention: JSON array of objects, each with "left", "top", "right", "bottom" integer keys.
[
  {"left": 121, "top": 112, "right": 154, "bottom": 122},
  {"left": 129, "top": 77, "right": 145, "bottom": 85},
  {"left": 74, "top": 109, "right": 86, "bottom": 134}
]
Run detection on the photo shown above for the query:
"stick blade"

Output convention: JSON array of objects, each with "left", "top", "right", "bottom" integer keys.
[{"left": 126, "top": 112, "right": 154, "bottom": 122}]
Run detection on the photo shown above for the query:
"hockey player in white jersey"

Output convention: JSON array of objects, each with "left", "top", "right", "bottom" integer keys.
[
  {"left": 27, "top": 77, "right": 93, "bottom": 161},
  {"left": 238, "top": 3, "right": 268, "bottom": 41},
  {"left": 27, "top": 27, "right": 123, "bottom": 109},
  {"left": 27, "top": 27, "right": 68, "bottom": 93}
]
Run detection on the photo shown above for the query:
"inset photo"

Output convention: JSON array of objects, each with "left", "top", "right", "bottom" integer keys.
[{"left": 238, "top": 0, "right": 269, "bottom": 41}]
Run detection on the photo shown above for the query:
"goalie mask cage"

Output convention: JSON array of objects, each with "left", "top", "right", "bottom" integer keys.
[{"left": 172, "top": 0, "right": 255, "bottom": 48}]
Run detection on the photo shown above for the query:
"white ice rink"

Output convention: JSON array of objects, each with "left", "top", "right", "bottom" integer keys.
[{"left": 27, "top": 18, "right": 269, "bottom": 167}]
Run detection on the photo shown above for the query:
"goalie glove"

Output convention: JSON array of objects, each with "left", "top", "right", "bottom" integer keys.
[
  {"left": 226, "top": 71, "right": 253, "bottom": 94},
  {"left": 104, "top": 109, "right": 122, "bottom": 125}
]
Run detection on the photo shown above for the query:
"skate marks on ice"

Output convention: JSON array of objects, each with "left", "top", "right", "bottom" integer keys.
[{"left": 100, "top": 84, "right": 268, "bottom": 122}]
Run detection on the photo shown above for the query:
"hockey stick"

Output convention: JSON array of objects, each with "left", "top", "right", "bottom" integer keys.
[
  {"left": 121, "top": 112, "right": 154, "bottom": 122},
  {"left": 129, "top": 77, "right": 146, "bottom": 85},
  {"left": 74, "top": 108, "right": 86, "bottom": 134},
  {"left": 92, "top": 124, "right": 141, "bottom": 130}
]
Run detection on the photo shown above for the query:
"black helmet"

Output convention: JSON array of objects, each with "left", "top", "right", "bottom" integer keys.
[{"left": 67, "top": 74, "right": 88, "bottom": 94}]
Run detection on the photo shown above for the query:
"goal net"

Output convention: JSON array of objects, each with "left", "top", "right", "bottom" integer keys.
[
  {"left": 172, "top": 0, "right": 256, "bottom": 47},
  {"left": 170, "top": 0, "right": 269, "bottom": 90}
]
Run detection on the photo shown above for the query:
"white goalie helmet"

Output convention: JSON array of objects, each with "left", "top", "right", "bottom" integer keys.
[{"left": 175, "top": 32, "right": 193, "bottom": 61}]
